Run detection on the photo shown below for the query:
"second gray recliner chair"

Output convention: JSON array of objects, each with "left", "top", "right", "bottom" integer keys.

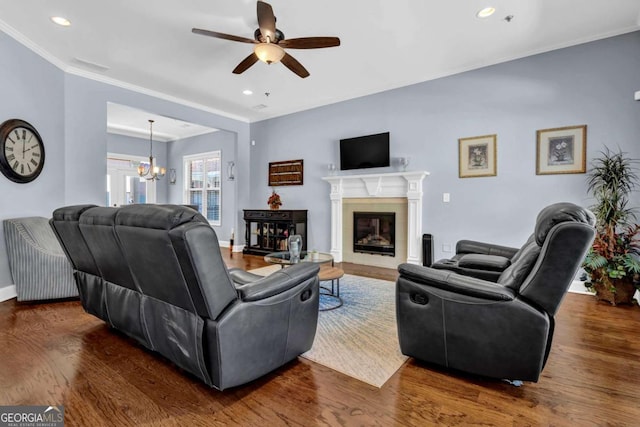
[{"left": 396, "top": 202, "right": 596, "bottom": 383}]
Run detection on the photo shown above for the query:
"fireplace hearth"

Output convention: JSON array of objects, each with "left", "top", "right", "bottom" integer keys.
[{"left": 353, "top": 212, "right": 395, "bottom": 256}]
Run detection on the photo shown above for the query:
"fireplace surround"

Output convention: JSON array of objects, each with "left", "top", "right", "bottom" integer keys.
[{"left": 322, "top": 171, "right": 429, "bottom": 264}]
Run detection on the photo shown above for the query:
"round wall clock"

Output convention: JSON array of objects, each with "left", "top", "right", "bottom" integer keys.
[{"left": 0, "top": 119, "right": 45, "bottom": 183}]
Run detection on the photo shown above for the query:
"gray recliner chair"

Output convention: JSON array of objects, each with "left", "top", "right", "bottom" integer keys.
[
  {"left": 396, "top": 202, "right": 596, "bottom": 382},
  {"left": 50, "top": 204, "right": 320, "bottom": 390}
]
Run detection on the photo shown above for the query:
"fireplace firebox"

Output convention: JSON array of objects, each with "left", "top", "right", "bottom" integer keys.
[{"left": 353, "top": 212, "right": 395, "bottom": 256}]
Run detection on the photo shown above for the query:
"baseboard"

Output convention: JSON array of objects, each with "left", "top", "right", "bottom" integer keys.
[
  {"left": 218, "top": 240, "right": 244, "bottom": 253},
  {"left": 568, "top": 280, "right": 640, "bottom": 302},
  {"left": 568, "top": 280, "right": 594, "bottom": 295},
  {"left": 0, "top": 285, "right": 17, "bottom": 302}
]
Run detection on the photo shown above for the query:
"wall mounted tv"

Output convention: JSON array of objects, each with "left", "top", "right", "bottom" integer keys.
[{"left": 340, "top": 132, "right": 390, "bottom": 171}]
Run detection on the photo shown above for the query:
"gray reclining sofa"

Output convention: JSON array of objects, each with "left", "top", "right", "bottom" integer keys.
[{"left": 50, "top": 204, "right": 320, "bottom": 390}]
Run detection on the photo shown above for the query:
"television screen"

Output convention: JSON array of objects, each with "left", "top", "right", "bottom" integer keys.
[{"left": 340, "top": 132, "right": 390, "bottom": 170}]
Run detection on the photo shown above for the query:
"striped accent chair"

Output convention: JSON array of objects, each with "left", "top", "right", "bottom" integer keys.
[{"left": 3, "top": 217, "right": 78, "bottom": 301}]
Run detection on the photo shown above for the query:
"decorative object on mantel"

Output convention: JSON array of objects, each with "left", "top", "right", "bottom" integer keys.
[
  {"left": 582, "top": 147, "right": 640, "bottom": 305},
  {"left": 269, "top": 159, "right": 304, "bottom": 186},
  {"left": 398, "top": 157, "right": 410, "bottom": 171},
  {"left": 536, "top": 124, "right": 587, "bottom": 175},
  {"left": 267, "top": 189, "right": 282, "bottom": 210},
  {"left": 138, "top": 119, "right": 166, "bottom": 181},
  {"left": 458, "top": 134, "right": 497, "bottom": 178}
]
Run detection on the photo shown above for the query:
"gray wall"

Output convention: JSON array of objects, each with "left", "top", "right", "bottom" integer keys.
[
  {"left": 249, "top": 31, "right": 640, "bottom": 261},
  {"left": 0, "top": 32, "right": 66, "bottom": 290},
  {"left": 167, "top": 130, "right": 237, "bottom": 240},
  {"left": 0, "top": 31, "right": 251, "bottom": 290}
]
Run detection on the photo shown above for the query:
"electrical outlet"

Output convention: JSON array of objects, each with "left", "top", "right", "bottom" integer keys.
[
  {"left": 442, "top": 244, "right": 452, "bottom": 253},
  {"left": 443, "top": 193, "right": 450, "bottom": 203}
]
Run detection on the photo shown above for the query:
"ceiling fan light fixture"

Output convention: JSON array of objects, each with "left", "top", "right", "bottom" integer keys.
[
  {"left": 51, "top": 16, "right": 71, "bottom": 26},
  {"left": 254, "top": 42, "right": 285, "bottom": 64},
  {"left": 476, "top": 7, "right": 496, "bottom": 18}
]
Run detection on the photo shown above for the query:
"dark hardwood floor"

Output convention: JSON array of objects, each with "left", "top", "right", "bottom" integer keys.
[{"left": 1, "top": 252, "right": 640, "bottom": 426}]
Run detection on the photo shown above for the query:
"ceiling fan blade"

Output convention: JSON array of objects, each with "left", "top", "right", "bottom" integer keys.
[
  {"left": 232, "top": 53, "right": 260, "bottom": 74},
  {"left": 257, "top": 1, "right": 277, "bottom": 42},
  {"left": 280, "top": 53, "right": 310, "bottom": 78},
  {"left": 192, "top": 28, "right": 257, "bottom": 44},
  {"left": 279, "top": 37, "right": 341, "bottom": 49}
]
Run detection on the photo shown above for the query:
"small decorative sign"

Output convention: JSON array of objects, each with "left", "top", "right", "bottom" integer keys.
[{"left": 268, "top": 159, "right": 304, "bottom": 186}]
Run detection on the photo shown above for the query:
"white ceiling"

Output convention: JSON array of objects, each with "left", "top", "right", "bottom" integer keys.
[
  {"left": 107, "top": 103, "right": 218, "bottom": 142},
  {"left": 1, "top": 0, "right": 639, "bottom": 125}
]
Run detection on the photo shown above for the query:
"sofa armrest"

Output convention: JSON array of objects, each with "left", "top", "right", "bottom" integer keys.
[
  {"left": 457, "top": 254, "right": 511, "bottom": 271},
  {"left": 398, "top": 263, "right": 515, "bottom": 301},
  {"left": 456, "top": 240, "right": 520, "bottom": 258},
  {"left": 237, "top": 263, "right": 320, "bottom": 302},
  {"left": 228, "top": 268, "right": 265, "bottom": 286}
]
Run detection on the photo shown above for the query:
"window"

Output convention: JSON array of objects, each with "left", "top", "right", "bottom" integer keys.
[{"left": 184, "top": 151, "right": 221, "bottom": 225}]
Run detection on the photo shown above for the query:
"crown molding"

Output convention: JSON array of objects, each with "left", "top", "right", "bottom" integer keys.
[{"left": 0, "top": 20, "right": 250, "bottom": 124}]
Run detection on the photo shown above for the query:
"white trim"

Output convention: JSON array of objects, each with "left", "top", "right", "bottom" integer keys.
[
  {"left": 0, "top": 19, "right": 250, "bottom": 124},
  {"left": 322, "top": 171, "right": 430, "bottom": 264},
  {"left": 218, "top": 241, "right": 245, "bottom": 252},
  {"left": 0, "top": 285, "right": 17, "bottom": 302},
  {"left": 567, "top": 280, "right": 594, "bottom": 295}
]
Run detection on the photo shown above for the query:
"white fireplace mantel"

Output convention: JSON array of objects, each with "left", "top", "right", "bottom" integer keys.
[{"left": 322, "top": 171, "right": 429, "bottom": 264}]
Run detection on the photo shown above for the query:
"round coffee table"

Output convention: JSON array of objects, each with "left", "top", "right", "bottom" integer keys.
[
  {"left": 264, "top": 251, "right": 343, "bottom": 310},
  {"left": 264, "top": 251, "right": 334, "bottom": 266}
]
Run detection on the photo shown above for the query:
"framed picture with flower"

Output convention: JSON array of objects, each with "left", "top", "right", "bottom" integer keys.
[
  {"left": 458, "top": 134, "right": 497, "bottom": 178},
  {"left": 536, "top": 125, "right": 587, "bottom": 175}
]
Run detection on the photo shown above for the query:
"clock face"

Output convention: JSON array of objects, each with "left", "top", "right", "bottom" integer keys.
[{"left": 0, "top": 119, "right": 45, "bottom": 183}]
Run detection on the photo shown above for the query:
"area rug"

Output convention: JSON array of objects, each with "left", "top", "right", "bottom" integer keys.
[{"left": 248, "top": 265, "right": 408, "bottom": 388}]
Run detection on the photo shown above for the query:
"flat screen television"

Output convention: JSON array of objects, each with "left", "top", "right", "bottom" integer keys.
[{"left": 339, "top": 132, "right": 390, "bottom": 171}]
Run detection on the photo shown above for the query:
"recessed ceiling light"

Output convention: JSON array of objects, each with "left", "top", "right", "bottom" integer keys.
[
  {"left": 51, "top": 16, "right": 71, "bottom": 26},
  {"left": 476, "top": 7, "right": 496, "bottom": 18},
  {"left": 243, "top": 89, "right": 253, "bottom": 95}
]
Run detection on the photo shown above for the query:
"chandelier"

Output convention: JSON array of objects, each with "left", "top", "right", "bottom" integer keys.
[{"left": 138, "top": 119, "right": 165, "bottom": 181}]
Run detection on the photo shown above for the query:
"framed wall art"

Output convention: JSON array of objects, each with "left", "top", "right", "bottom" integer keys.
[
  {"left": 458, "top": 134, "right": 497, "bottom": 178},
  {"left": 536, "top": 125, "right": 587, "bottom": 175},
  {"left": 268, "top": 159, "right": 304, "bottom": 186}
]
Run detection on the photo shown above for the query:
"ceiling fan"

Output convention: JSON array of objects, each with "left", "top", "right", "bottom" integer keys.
[{"left": 192, "top": 0, "right": 340, "bottom": 78}]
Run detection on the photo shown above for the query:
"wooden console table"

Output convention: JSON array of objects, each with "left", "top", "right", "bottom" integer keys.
[{"left": 242, "top": 209, "right": 307, "bottom": 256}]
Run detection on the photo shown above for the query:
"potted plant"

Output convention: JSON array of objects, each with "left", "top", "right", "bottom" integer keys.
[{"left": 583, "top": 147, "right": 640, "bottom": 305}]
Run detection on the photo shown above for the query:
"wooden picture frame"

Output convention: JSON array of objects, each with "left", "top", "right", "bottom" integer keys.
[
  {"left": 268, "top": 159, "right": 304, "bottom": 186},
  {"left": 458, "top": 134, "right": 497, "bottom": 178},
  {"left": 536, "top": 125, "right": 587, "bottom": 175}
]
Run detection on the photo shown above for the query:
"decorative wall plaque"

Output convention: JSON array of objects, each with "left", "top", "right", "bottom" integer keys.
[{"left": 268, "top": 159, "right": 304, "bottom": 186}]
